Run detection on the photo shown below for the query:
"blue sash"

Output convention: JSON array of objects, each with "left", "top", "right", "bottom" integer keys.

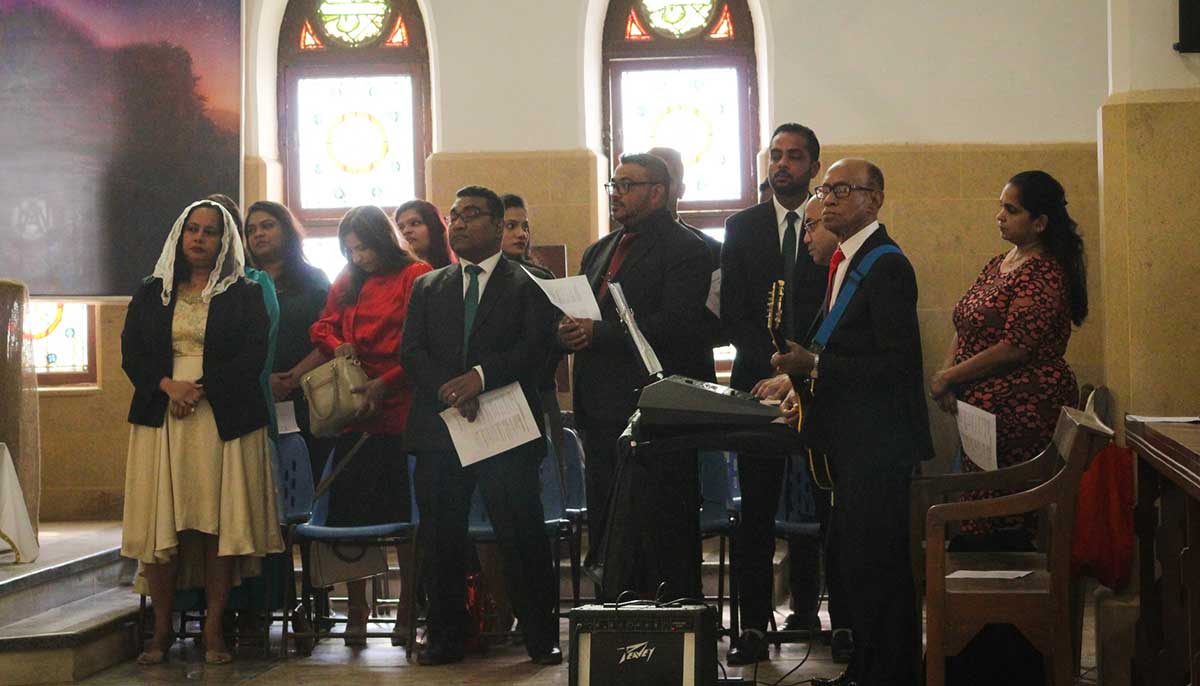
[{"left": 811, "top": 244, "right": 902, "bottom": 351}]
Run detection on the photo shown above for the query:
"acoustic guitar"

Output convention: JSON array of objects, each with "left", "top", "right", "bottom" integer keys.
[{"left": 767, "top": 280, "right": 833, "bottom": 490}]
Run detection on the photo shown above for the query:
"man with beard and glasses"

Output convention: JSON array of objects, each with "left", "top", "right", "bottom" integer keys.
[{"left": 719, "top": 123, "right": 827, "bottom": 665}]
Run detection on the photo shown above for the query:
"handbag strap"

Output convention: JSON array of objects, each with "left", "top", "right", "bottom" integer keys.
[{"left": 312, "top": 433, "right": 373, "bottom": 502}]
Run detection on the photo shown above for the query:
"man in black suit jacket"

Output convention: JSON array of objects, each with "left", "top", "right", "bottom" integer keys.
[
  {"left": 400, "top": 186, "right": 561, "bottom": 666},
  {"left": 558, "top": 153, "right": 712, "bottom": 598},
  {"left": 775, "top": 159, "right": 934, "bottom": 686},
  {"left": 719, "top": 123, "right": 827, "bottom": 664}
]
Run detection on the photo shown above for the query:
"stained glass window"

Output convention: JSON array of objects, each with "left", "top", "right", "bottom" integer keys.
[
  {"left": 640, "top": 0, "right": 715, "bottom": 39},
  {"left": 708, "top": 4, "right": 734, "bottom": 39},
  {"left": 625, "top": 8, "right": 652, "bottom": 41},
  {"left": 384, "top": 15, "right": 409, "bottom": 47},
  {"left": 317, "top": 0, "right": 389, "bottom": 47},
  {"left": 27, "top": 302, "right": 91, "bottom": 377},
  {"left": 300, "top": 20, "right": 325, "bottom": 50},
  {"left": 619, "top": 67, "right": 742, "bottom": 202},
  {"left": 296, "top": 75, "right": 415, "bottom": 210}
]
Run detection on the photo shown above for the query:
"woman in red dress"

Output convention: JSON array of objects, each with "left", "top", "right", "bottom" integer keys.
[
  {"left": 929, "top": 170, "right": 1088, "bottom": 546},
  {"left": 308, "top": 205, "right": 431, "bottom": 644}
]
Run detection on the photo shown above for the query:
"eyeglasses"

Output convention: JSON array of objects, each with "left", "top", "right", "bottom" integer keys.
[
  {"left": 801, "top": 217, "right": 821, "bottom": 232},
  {"left": 444, "top": 207, "right": 492, "bottom": 225},
  {"left": 604, "top": 180, "right": 661, "bottom": 195},
  {"left": 813, "top": 183, "right": 879, "bottom": 200}
]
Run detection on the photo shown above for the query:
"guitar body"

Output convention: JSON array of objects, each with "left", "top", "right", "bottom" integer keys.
[{"left": 768, "top": 281, "right": 834, "bottom": 490}]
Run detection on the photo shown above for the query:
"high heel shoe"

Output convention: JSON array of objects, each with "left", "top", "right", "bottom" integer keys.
[{"left": 344, "top": 607, "right": 369, "bottom": 647}]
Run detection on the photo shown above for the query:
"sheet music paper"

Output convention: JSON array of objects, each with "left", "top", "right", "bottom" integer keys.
[
  {"left": 275, "top": 401, "right": 301, "bottom": 434},
  {"left": 1125, "top": 415, "right": 1200, "bottom": 423},
  {"left": 520, "top": 268, "right": 602, "bottom": 321},
  {"left": 946, "top": 569, "right": 1032, "bottom": 580},
  {"left": 608, "top": 282, "right": 664, "bottom": 377},
  {"left": 956, "top": 400, "right": 998, "bottom": 471},
  {"left": 440, "top": 382, "right": 541, "bottom": 467},
  {"left": 706, "top": 269, "right": 722, "bottom": 318}
]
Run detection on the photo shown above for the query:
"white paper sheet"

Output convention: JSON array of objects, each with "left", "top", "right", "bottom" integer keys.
[
  {"left": 946, "top": 570, "right": 1033, "bottom": 580},
  {"left": 0, "top": 443, "right": 39, "bottom": 563},
  {"left": 440, "top": 382, "right": 541, "bottom": 466},
  {"left": 275, "top": 400, "right": 301, "bottom": 434},
  {"left": 706, "top": 269, "right": 722, "bottom": 318},
  {"left": 956, "top": 400, "right": 998, "bottom": 471},
  {"left": 1125, "top": 415, "right": 1200, "bottom": 423},
  {"left": 521, "top": 269, "right": 602, "bottom": 321}
]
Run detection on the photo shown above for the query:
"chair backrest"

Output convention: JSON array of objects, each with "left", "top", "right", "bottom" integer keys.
[
  {"left": 539, "top": 435, "right": 568, "bottom": 521},
  {"left": 1041, "top": 405, "right": 1114, "bottom": 581},
  {"left": 275, "top": 433, "right": 314, "bottom": 523},
  {"left": 560, "top": 428, "right": 587, "bottom": 511},
  {"left": 775, "top": 453, "right": 817, "bottom": 525},
  {"left": 309, "top": 449, "right": 333, "bottom": 526}
]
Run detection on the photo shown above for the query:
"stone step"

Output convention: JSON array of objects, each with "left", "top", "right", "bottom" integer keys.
[
  {"left": 0, "top": 587, "right": 140, "bottom": 686},
  {"left": 0, "top": 547, "right": 135, "bottom": 629}
]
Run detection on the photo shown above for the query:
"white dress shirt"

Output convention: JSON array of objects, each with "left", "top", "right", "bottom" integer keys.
[
  {"left": 458, "top": 251, "right": 504, "bottom": 388},
  {"left": 827, "top": 220, "right": 881, "bottom": 311}
]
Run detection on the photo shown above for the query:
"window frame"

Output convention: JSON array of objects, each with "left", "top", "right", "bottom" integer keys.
[
  {"left": 602, "top": 1, "right": 759, "bottom": 229},
  {"left": 31, "top": 302, "right": 99, "bottom": 388},
  {"left": 278, "top": 0, "right": 432, "bottom": 235}
]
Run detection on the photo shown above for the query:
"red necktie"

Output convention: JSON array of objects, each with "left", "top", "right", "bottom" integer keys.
[
  {"left": 596, "top": 231, "right": 638, "bottom": 304},
  {"left": 826, "top": 247, "right": 846, "bottom": 310}
]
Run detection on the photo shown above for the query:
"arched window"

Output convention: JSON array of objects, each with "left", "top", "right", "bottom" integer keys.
[
  {"left": 278, "top": 0, "right": 431, "bottom": 232},
  {"left": 603, "top": 0, "right": 758, "bottom": 230}
]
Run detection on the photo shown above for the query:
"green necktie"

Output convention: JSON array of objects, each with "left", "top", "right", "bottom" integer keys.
[{"left": 463, "top": 264, "right": 483, "bottom": 361}]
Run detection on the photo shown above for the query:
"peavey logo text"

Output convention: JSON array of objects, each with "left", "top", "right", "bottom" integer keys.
[{"left": 617, "top": 641, "right": 656, "bottom": 665}]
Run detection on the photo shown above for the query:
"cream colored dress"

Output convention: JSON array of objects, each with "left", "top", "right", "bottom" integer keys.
[{"left": 122, "top": 293, "right": 283, "bottom": 591}]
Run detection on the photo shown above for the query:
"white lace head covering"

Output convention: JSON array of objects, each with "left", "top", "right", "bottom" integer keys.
[{"left": 151, "top": 200, "right": 246, "bottom": 305}]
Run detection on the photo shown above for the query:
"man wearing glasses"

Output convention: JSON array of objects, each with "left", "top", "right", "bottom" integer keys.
[
  {"left": 720, "top": 122, "right": 827, "bottom": 665},
  {"left": 557, "top": 152, "right": 712, "bottom": 599},
  {"left": 402, "top": 186, "right": 561, "bottom": 666},
  {"left": 774, "top": 159, "right": 933, "bottom": 686}
]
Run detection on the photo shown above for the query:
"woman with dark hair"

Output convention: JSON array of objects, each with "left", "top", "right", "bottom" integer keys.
[
  {"left": 308, "top": 205, "right": 430, "bottom": 645},
  {"left": 243, "top": 201, "right": 333, "bottom": 477},
  {"left": 499, "top": 193, "right": 552, "bottom": 278},
  {"left": 395, "top": 199, "right": 455, "bottom": 269},
  {"left": 121, "top": 200, "right": 282, "bottom": 665},
  {"left": 930, "top": 170, "right": 1087, "bottom": 547}
]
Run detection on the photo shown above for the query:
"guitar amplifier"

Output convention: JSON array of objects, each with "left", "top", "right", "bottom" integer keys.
[{"left": 569, "top": 604, "right": 718, "bottom": 686}]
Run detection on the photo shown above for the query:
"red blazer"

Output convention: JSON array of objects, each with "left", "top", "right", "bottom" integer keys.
[{"left": 310, "top": 261, "right": 431, "bottom": 434}]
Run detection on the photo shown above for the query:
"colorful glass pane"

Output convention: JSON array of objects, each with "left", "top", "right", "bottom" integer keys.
[
  {"left": 625, "top": 7, "right": 652, "bottom": 41},
  {"left": 27, "top": 302, "right": 89, "bottom": 375},
  {"left": 296, "top": 75, "right": 415, "bottom": 210},
  {"left": 300, "top": 19, "right": 325, "bottom": 50},
  {"left": 708, "top": 4, "right": 734, "bottom": 39},
  {"left": 384, "top": 15, "right": 409, "bottom": 47},
  {"left": 619, "top": 66, "right": 742, "bottom": 202},
  {"left": 639, "top": 0, "right": 715, "bottom": 39},
  {"left": 317, "top": 0, "right": 389, "bottom": 47}
]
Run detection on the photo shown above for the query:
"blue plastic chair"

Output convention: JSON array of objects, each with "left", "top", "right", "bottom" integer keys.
[
  {"left": 698, "top": 450, "right": 740, "bottom": 639},
  {"left": 288, "top": 451, "right": 418, "bottom": 658}
]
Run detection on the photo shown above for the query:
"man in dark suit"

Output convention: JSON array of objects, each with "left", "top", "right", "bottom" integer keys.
[
  {"left": 719, "top": 122, "right": 827, "bottom": 664},
  {"left": 557, "top": 152, "right": 712, "bottom": 599},
  {"left": 648, "top": 145, "right": 726, "bottom": 365},
  {"left": 400, "top": 185, "right": 561, "bottom": 666},
  {"left": 774, "top": 159, "right": 934, "bottom": 686}
]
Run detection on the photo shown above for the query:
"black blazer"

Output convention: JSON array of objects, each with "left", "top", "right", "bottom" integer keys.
[
  {"left": 571, "top": 208, "right": 713, "bottom": 425},
  {"left": 122, "top": 277, "right": 270, "bottom": 441},
  {"left": 721, "top": 201, "right": 826, "bottom": 392},
  {"left": 801, "top": 226, "right": 934, "bottom": 472},
  {"left": 400, "top": 256, "right": 556, "bottom": 453}
]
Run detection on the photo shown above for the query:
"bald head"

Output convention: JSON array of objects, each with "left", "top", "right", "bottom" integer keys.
[
  {"left": 818, "top": 158, "right": 885, "bottom": 240},
  {"left": 648, "top": 146, "right": 686, "bottom": 214}
]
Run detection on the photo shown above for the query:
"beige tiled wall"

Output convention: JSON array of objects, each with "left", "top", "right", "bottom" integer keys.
[{"left": 1100, "top": 89, "right": 1200, "bottom": 435}]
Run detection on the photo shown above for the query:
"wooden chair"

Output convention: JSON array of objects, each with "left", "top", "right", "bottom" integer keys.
[{"left": 923, "top": 405, "right": 1113, "bottom": 686}]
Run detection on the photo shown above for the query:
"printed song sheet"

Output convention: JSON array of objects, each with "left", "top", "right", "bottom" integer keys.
[
  {"left": 956, "top": 400, "right": 998, "bottom": 471},
  {"left": 440, "top": 382, "right": 541, "bottom": 466},
  {"left": 946, "top": 569, "right": 1032, "bottom": 580},
  {"left": 275, "top": 401, "right": 300, "bottom": 434},
  {"left": 522, "top": 269, "right": 602, "bottom": 321}
]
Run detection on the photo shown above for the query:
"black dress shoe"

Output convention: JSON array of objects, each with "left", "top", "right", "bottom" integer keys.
[
  {"left": 529, "top": 645, "right": 563, "bottom": 665},
  {"left": 811, "top": 671, "right": 854, "bottom": 686},
  {"left": 830, "top": 628, "right": 854, "bottom": 663},
  {"left": 725, "top": 630, "right": 768, "bottom": 666},
  {"left": 783, "top": 612, "right": 822, "bottom": 633},
  {"left": 417, "top": 642, "right": 464, "bottom": 666}
]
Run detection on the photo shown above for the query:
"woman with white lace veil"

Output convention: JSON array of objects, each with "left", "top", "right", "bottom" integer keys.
[{"left": 120, "top": 200, "right": 282, "bottom": 666}]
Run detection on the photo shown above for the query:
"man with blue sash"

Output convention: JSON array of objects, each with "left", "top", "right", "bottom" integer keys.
[{"left": 774, "top": 159, "right": 934, "bottom": 686}]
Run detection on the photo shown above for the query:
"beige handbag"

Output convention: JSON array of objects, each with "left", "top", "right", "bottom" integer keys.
[{"left": 302, "top": 353, "right": 368, "bottom": 437}]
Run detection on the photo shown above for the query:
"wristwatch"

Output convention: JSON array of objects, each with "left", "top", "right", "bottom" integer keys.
[{"left": 809, "top": 353, "right": 820, "bottom": 380}]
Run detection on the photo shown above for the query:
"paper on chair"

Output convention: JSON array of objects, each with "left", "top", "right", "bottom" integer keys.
[
  {"left": 521, "top": 268, "right": 602, "bottom": 321},
  {"left": 956, "top": 400, "right": 998, "bottom": 471},
  {"left": 275, "top": 400, "right": 301, "bottom": 434},
  {"left": 440, "top": 382, "right": 541, "bottom": 466},
  {"left": 1125, "top": 415, "right": 1200, "bottom": 423},
  {"left": 946, "top": 569, "right": 1033, "bottom": 580}
]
